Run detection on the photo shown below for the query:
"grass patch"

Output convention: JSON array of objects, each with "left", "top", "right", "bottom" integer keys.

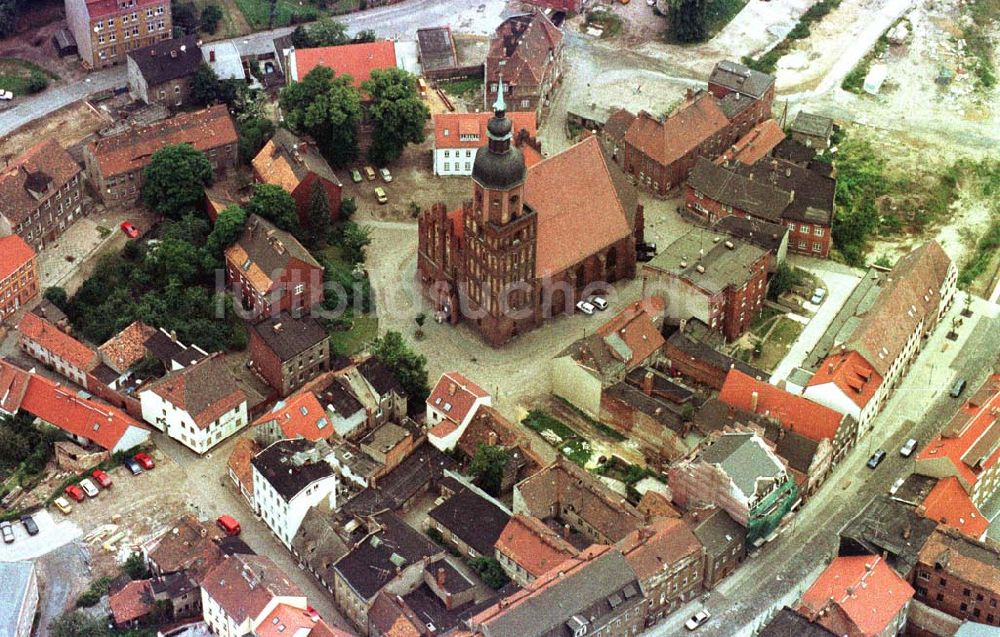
[
  {"left": 522, "top": 410, "right": 592, "bottom": 466},
  {"left": 191, "top": 0, "right": 250, "bottom": 38},
  {"left": 554, "top": 396, "right": 626, "bottom": 442},
  {"left": 756, "top": 317, "right": 803, "bottom": 371},
  {"left": 741, "top": 0, "right": 842, "bottom": 74},
  {"left": 705, "top": 0, "right": 749, "bottom": 37},
  {"left": 438, "top": 78, "right": 483, "bottom": 99},
  {"left": 955, "top": 159, "right": 1000, "bottom": 288},
  {"left": 583, "top": 9, "right": 624, "bottom": 39},
  {"left": 842, "top": 28, "right": 892, "bottom": 93},
  {"left": 964, "top": 0, "right": 999, "bottom": 90},
  {"left": 751, "top": 306, "right": 782, "bottom": 333},
  {"left": 328, "top": 314, "right": 378, "bottom": 355},
  {"left": 232, "top": 0, "right": 319, "bottom": 29},
  {"left": 0, "top": 58, "right": 59, "bottom": 96}
]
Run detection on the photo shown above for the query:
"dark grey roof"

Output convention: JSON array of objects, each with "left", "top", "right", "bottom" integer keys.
[
  {"left": 129, "top": 35, "right": 202, "bottom": 86},
  {"left": 263, "top": 128, "right": 341, "bottom": 188},
  {"left": 647, "top": 226, "right": 768, "bottom": 295},
  {"left": 718, "top": 91, "right": 757, "bottom": 120},
  {"left": 737, "top": 158, "right": 835, "bottom": 225},
  {"left": 334, "top": 512, "right": 441, "bottom": 601},
  {"left": 32, "top": 299, "right": 68, "bottom": 325},
  {"left": 251, "top": 438, "right": 334, "bottom": 501},
  {"left": 666, "top": 321, "right": 765, "bottom": 382},
  {"left": 771, "top": 138, "right": 817, "bottom": 166},
  {"left": 401, "top": 583, "right": 475, "bottom": 634},
  {"left": 150, "top": 571, "right": 198, "bottom": 598},
  {"left": 238, "top": 214, "right": 321, "bottom": 280},
  {"left": 699, "top": 433, "right": 785, "bottom": 500},
  {"left": 143, "top": 329, "right": 207, "bottom": 368},
  {"left": 428, "top": 486, "right": 511, "bottom": 556},
  {"left": 315, "top": 377, "right": 365, "bottom": 418},
  {"left": 601, "top": 381, "right": 685, "bottom": 434},
  {"left": 790, "top": 112, "right": 834, "bottom": 139},
  {"left": 688, "top": 157, "right": 789, "bottom": 223},
  {"left": 341, "top": 442, "right": 456, "bottom": 517},
  {"left": 603, "top": 108, "right": 636, "bottom": 145},
  {"left": 712, "top": 216, "right": 788, "bottom": 254},
  {"left": 253, "top": 312, "right": 328, "bottom": 362},
  {"left": 709, "top": 60, "right": 775, "bottom": 99},
  {"left": 838, "top": 495, "right": 939, "bottom": 578},
  {"left": 218, "top": 536, "right": 255, "bottom": 556},
  {"left": 91, "top": 363, "right": 119, "bottom": 384},
  {"left": 425, "top": 558, "right": 475, "bottom": 595},
  {"left": 291, "top": 506, "right": 351, "bottom": 587},
  {"left": 416, "top": 26, "right": 458, "bottom": 72},
  {"left": 358, "top": 357, "right": 405, "bottom": 397},
  {"left": 472, "top": 118, "right": 527, "bottom": 191},
  {"left": 758, "top": 608, "right": 837, "bottom": 637},
  {"left": 691, "top": 507, "right": 743, "bottom": 558}
]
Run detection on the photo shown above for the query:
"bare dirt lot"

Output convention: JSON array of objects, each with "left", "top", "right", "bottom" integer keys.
[{"left": 1, "top": 100, "right": 110, "bottom": 158}]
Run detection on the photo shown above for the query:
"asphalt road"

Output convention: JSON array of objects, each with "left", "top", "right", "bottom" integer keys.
[{"left": 647, "top": 295, "right": 1000, "bottom": 637}]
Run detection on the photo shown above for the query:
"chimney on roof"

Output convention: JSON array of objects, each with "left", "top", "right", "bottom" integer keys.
[
  {"left": 273, "top": 323, "right": 283, "bottom": 333},
  {"left": 437, "top": 566, "right": 446, "bottom": 588},
  {"left": 750, "top": 391, "right": 759, "bottom": 413},
  {"left": 827, "top": 362, "right": 834, "bottom": 374},
  {"left": 902, "top": 524, "right": 911, "bottom": 540},
  {"left": 643, "top": 371, "right": 654, "bottom": 396},
  {"left": 789, "top": 190, "right": 795, "bottom": 203},
  {"left": 487, "top": 430, "right": 498, "bottom": 446},
  {"left": 785, "top": 167, "right": 791, "bottom": 177},
  {"left": 209, "top": 49, "right": 216, "bottom": 62},
  {"left": 170, "top": 49, "right": 178, "bottom": 58},
  {"left": 448, "top": 382, "right": 456, "bottom": 396},
  {"left": 170, "top": 330, "right": 177, "bottom": 343},
  {"left": 562, "top": 524, "right": 570, "bottom": 540}
]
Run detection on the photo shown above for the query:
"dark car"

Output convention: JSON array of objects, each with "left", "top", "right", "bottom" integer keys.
[
  {"left": 20, "top": 514, "right": 39, "bottom": 536},
  {"left": 867, "top": 449, "right": 887, "bottom": 469},
  {"left": 950, "top": 378, "right": 967, "bottom": 398},
  {"left": 124, "top": 457, "right": 143, "bottom": 475}
]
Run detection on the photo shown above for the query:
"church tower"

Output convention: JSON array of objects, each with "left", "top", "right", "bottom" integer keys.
[{"left": 462, "top": 79, "right": 538, "bottom": 347}]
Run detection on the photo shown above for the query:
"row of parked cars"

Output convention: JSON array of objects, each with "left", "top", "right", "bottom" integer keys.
[
  {"left": 0, "top": 515, "right": 37, "bottom": 543},
  {"left": 56, "top": 452, "right": 155, "bottom": 513},
  {"left": 351, "top": 166, "right": 392, "bottom": 204}
]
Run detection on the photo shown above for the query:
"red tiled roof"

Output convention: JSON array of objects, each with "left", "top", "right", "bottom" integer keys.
[
  {"left": 526, "top": 136, "right": 632, "bottom": 276},
  {"left": 916, "top": 374, "right": 1000, "bottom": 488},
  {"left": 253, "top": 391, "right": 332, "bottom": 441},
  {"left": 427, "top": 371, "right": 489, "bottom": 426},
  {"left": 19, "top": 373, "right": 148, "bottom": 451},
  {"left": 88, "top": 104, "right": 237, "bottom": 178},
  {"left": 18, "top": 312, "right": 99, "bottom": 372},
  {"left": 494, "top": 514, "right": 580, "bottom": 579},
  {"left": 522, "top": 143, "right": 544, "bottom": 168},
  {"left": 98, "top": 321, "right": 157, "bottom": 374},
  {"left": 0, "top": 358, "right": 30, "bottom": 414},
  {"left": 201, "top": 554, "right": 303, "bottom": 624},
  {"left": 807, "top": 350, "right": 883, "bottom": 409},
  {"left": 618, "top": 517, "right": 702, "bottom": 582},
  {"left": 0, "top": 139, "right": 81, "bottom": 226},
  {"left": 146, "top": 353, "right": 247, "bottom": 428},
  {"left": 227, "top": 437, "right": 258, "bottom": 495},
  {"left": 920, "top": 477, "right": 988, "bottom": 539},
  {"left": 720, "top": 369, "right": 845, "bottom": 443},
  {"left": 594, "top": 297, "right": 666, "bottom": 368},
  {"left": 0, "top": 235, "right": 36, "bottom": 282},
  {"left": 256, "top": 603, "right": 337, "bottom": 637},
  {"left": 109, "top": 579, "right": 156, "bottom": 625},
  {"left": 84, "top": 0, "right": 161, "bottom": 19},
  {"left": 799, "top": 555, "right": 913, "bottom": 637},
  {"left": 717, "top": 118, "right": 785, "bottom": 165},
  {"left": 624, "top": 94, "right": 729, "bottom": 167},
  {"left": 486, "top": 13, "right": 562, "bottom": 87},
  {"left": 434, "top": 112, "right": 537, "bottom": 149},
  {"left": 291, "top": 41, "right": 397, "bottom": 87}
]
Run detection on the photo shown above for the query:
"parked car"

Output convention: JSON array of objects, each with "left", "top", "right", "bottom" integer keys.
[
  {"left": 53, "top": 496, "right": 73, "bottom": 515},
  {"left": 575, "top": 300, "right": 596, "bottom": 315},
  {"left": 79, "top": 478, "right": 99, "bottom": 497},
  {"left": 0, "top": 90, "right": 13, "bottom": 100},
  {"left": 637, "top": 251, "right": 655, "bottom": 263},
  {"left": 216, "top": 515, "right": 241, "bottom": 536},
  {"left": 0, "top": 521, "right": 14, "bottom": 544},
  {"left": 64, "top": 484, "right": 85, "bottom": 502},
  {"left": 890, "top": 477, "right": 905, "bottom": 495},
  {"left": 92, "top": 469, "right": 113, "bottom": 488},
  {"left": 899, "top": 438, "right": 918, "bottom": 457},
  {"left": 588, "top": 295, "right": 608, "bottom": 311},
  {"left": 810, "top": 291, "right": 825, "bottom": 305},
  {"left": 950, "top": 378, "right": 967, "bottom": 398},
  {"left": 20, "top": 514, "right": 39, "bottom": 536},
  {"left": 120, "top": 221, "right": 140, "bottom": 238},
  {"left": 379, "top": 167, "right": 392, "bottom": 182},
  {"left": 364, "top": 166, "right": 376, "bottom": 181},
  {"left": 867, "top": 450, "right": 887, "bottom": 469},
  {"left": 374, "top": 187, "right": 388, "bottom": 204},
  {"left": 351, "top": 169, "right": 363, "bottom": 183},
  {"left": 134, "top": 453, "right": 155, "bottom": 470},
  {"left": 124, "top": 456, "right": 143, "bottom": 475},
  {"left": 685, "top": 610, "right": 711, "bottom": 631}
]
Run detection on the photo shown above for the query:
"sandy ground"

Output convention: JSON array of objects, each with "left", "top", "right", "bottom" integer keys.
[{"left": 1, "top": 100, "right": 110, "bottom": 159}]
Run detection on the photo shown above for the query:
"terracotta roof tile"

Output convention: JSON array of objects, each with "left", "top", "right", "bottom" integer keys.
[
  {"left": 98, "top": 321, "right": 157, "bottom": 374},
  {"left": 486, "top": 13, "right": 562, "bottom": 87},
  {"left": 253, "top": 391, "right": 332, "bottom": 441},
  {"left": 920, "top": 477, "right": 988, "bottom": 539},
  {"left": 201, "top": 554, "right": 303, "bottom": 624},
  {"left": 624, "top": 93, "right": 729, "bottom": 167},
  {"left": 109, "top": 579, "right": 156, "bottom": 625},
  {"left": 0, "top": 139, "right": 81, "bottom": 226},
  {"left": 0, "top": 236, "right": 36, "bottom": 282},
  {"left": 526, "top": 136, "right": 633, "bottom": 276},
  {"left": 427, "top": 371, "right": 489, "bottom": 426},
  {"left": 88, "top": 104, "right": 237, "bottom": 178},
  {"left": 225, "top": 214, "right": 322, "bottom": 295},
  {"left": 434, "top": 111, "right": 536, "bottom": 149},
  {"left": 252, "top": 129, "right": 340, "bottom": 194},
  {"left": 227, "top": 437, "right": 259, "bottom": 498},
  {"left": 256, "top": 603, "right": 334, "bottom": 637},
  {"left": 618, "top": 517, "right": 702, "bottom": 581},
  {"left": 146, "top": 513, "right": 225, "bottom": 580},
  {"left": 18, "top": 311, "right": 99, "bottom": 372},
  {"left": 495, "top": 514, "right": 580, "bottom": 579},
  {"left": 717, "top": 118, "right": 785, "bottom": 165},
  {"left": 594, "top": 297, "right": 666, "bottom": 368},
  {"left": 719, "top": 369, "right": 845, "bottom": 443},
  {"left": 0, "top": 359, "right": 30, "bottom": 414},
  {"left": 291, "top": 41, "right": 397, "bottom": 87},
  {"left": 807, "top": 350, "right": 883, "bottom": 409},
  {"left": 799, "top": 555, "right": 913, "bottom": 636},
  {"left": 456, "top": 405, "right": 520, "bottom": 458},
  {"left": 917, "top": 527, "right": 1000, "bottom": 594},
  {"left": 145, "top": 353, "right": 246, "bottom": 428}
]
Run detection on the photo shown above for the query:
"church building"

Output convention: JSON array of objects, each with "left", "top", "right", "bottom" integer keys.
[{"left": 417, "top": 82, "right": 641, "bottom": 348}]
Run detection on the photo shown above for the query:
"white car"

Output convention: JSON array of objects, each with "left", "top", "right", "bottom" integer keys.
[
  {"left": 575, "top": 300, "right": 596, "bottom": 315},
  {"left": 588, "top": 295, "right": 608, "bottom": 311},
  {"left": 810, "top": 287, "right": 826, "bottom": 304},
  {"left": 890, "top": 477, "right": 905, "bottom": 495},
  {"left": 0, "top": 90, "right": 13, "bottom": 100},
  {"left": 899, "top": 438, "right": 918, "bottom": 457},
  {"left": 685, "top": 610, "right": 711, "bottom": 631},
  {"left": 379, "top": 167, "right": 392, "bottom": 182},
  {"left": 79, "top": 478, "right": 99, "bottom": 498}
]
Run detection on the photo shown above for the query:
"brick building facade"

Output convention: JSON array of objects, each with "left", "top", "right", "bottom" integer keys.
[
  {"left": 912, "top": 528, "right": 1000, "bottom": 627},
  {"left": 483, "top": 12, "right": 563, "bottom": 121},
  {"left": 249, "top": 312, "right": 330, "bottom": 397},
  {"left": 0, "top": 236, "right": 38, "bottom": 322},
  {"left": 65, "top": 0, "right": 172, "bottom": 69}
]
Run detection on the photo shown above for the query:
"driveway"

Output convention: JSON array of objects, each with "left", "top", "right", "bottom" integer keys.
[
  {"left": 0, "top": 510, "right": 83, "bottom": 563},
  {"left": 769, "top": 256, "right": 866, "bottom": 384},
  {"left": 34, "top": 542, "right": 94, "bottom": 637}
]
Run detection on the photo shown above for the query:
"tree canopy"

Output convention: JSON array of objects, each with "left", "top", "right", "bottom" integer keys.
[
  {"left": 50, "top": 612, "right": 113, "bottom": 637},
  {"left": 141, "top": 144, "right": 214, "bottom": 219},
  {"left": 363, "top": 68, "right": 430, "bottom": 165},
  {"left": 831, "top": 134, "right": 887, "bottom": 266},
  {"left": 238, "top": 116, "right": 275, "bottom": 163},
  {"left": 206, "top": 205, "right": 247, "bottom": 256},
  {"left": 370, "top": 331, "right": 429, "bottom": 408},
  {"left": 280, "top": 66, "right": 363, "bottom": 167},
  {"left": 290, "top": 18, "right": 376, "bottom": 48},
  {"left": 469, "top": 443, "right": 512, "bottom": 496},
  {"left": 307, "top": 181, "right": 332, "bottom": 243},
  {"left": 669, "top": 0, "right": 708, "bottom": 42},
  {"left": 200, "top": 3, "right": 223, "bottom": 33},
  {"left": 246, "top": 184, "right": 301, "bottom": 235},
  {"left": 0, "top": 0, "right": 19, "bottom": 38}
]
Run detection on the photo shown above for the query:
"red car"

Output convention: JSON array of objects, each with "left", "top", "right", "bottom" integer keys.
[
  {"left": 134, "top": 453, "right": 155, "bottom": 470},
  {"left": 216, "top": 515, "right": 241, "bottom": 537},
  {"left": 91, "top": 469, "right": 113, "bottom": 488},
  {"left": 120, "top": 221, "right": 140, "bottom": 238},
  {"left": 65, "top": 484, "right": 85, "bottom": 502}
]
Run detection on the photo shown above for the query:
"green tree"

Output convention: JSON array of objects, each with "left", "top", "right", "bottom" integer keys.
[
  {"left": 306, "top": 17, "right": 351, "bottom": 46},
  {"left": 669, "top": 0, "right": 708, "bottom": 42},
  {"left": 206, "top": 205, "right": 247, "bottom": 255},
  {"left": 307, "top": 181, "right": 331, "bottom": 243},
  {"left": 363, "top": 68, "right": 430, "bottom": 165},
  {"left": 340, "top": 196, "right": 357, "bottom": 221},
  {"left": 171, "top": 0, "right": 198, "bottom": 34},
  {"left": 0, "top": 0, "right": 17, "bottom": 38},
  {"left": 50, "top": 611, "right": 113, "bottom": 637},
  {"left": 370, "top": 330, "right": 429, "bottom": 407},
  {"left": 339, "top": 221, "right": 371, "bottom": 265},
  {"left": 767, "top": 262, "right": 804, "bottom": 301},
  {"left": 238, "top": 116, "right": 275, "bottom": 163},
  {"left": 469, "top": 443, "right": 511, "bottom": 496},
  {"left": 26, "top": 70, "right": 48, "bottom": 93},
  {"left": 831, "top": 134, "right": 887, "bottom": 265},
  {"left": 200, "top": 3, "right": 223, "bottom": 33},
  {"left": 191, "top": 62, "right": 223, "bottom": 106},
  {"left": 354, "top": 29, "right": 377, "bottom": 43},
  {"left": 143, "top": 238, "right": 205, "bottom": 285},
  {"left": 124, "top": 552, "right": 150, "bottom": 580},
  {"left": 141, "top": 144, "right": 214, "bottom": 219},
  {"left": 43, "top": 286, "right": 69, "bottom": 311},
  {"left": 468, "top": 556, "right": 510, "bottom": 589},
  {"left": 280, "top": 66, "right": 363, "bottom": 167},
  {"left": 246, "top": 184, "right": 300, "bottom": 234}
]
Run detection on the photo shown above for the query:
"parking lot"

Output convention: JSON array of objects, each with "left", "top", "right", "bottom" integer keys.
[{"left": 0, "top": 509, "right": 83, "bottom": 562}]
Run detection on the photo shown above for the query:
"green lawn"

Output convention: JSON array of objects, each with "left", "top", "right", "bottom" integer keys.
[
  {"left": 0, "top": 58, "right": 58, "bottom": 96},
  {"left": 522, "top": 410, "right": 593, "bottom": 467},
  {"left": 756, "top": 317, "right": 804, "bottom": 371},
  {"left": 439, "top": 78, "right": 483, "bottom": 98},
  {"left": 329, "top": 313, "right": 378, "bottom": 355},
  {"left": 232, "top": 0, "right": 320, "bottom": 29}
]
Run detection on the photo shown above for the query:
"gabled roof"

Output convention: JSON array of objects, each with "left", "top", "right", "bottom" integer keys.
[
  {"left": 708, "top": 60, "right": 775, "bottom": 99},
  {"left": 128, "top": 35, "right": 201, "bottom": 86},
  {"left": 109, "top": 579, "right": 156, "bottom": 625},
  {"left": 603, "top": 108, "right": 636, "bottom": 145},
  {"left": 917, "top": 527, "right": 1000, "bottom": 595},
  {"left": 486, "top": 12, "right": 562, "bottom": 86},
  {"left": 0, "top": 358, "right": 31, "bottom": 415},
  {"left": 427, "top": 371, "right": 489, "bottom": 427},
  {"left": 225, "top": 214, "right": 322, "bottom": 294},
  {"left": 254, "top": 391, "right": 332, "bottom": 441},
  {"left": 719, "top": 369, "right": 846, "bottom": 443},
  {"left": 0, "top": 235, "right": 35, "bottom": 282},
  {"left": 253, "top": 312, "right": 329, "bottom": 362},
  {"left": 807, "top": 349, "right": 883, "bottom": 409},
  {"left": 618, "top": 517, "right": 702, "bottom": 582},
  {"left": 799, "top": 555, "right": 913, "bottom": 636},
  {"left": 434, "top": 111, "right": 537, "bottom": 149},
  {"left": 201, "top": 554, "right": 303, "bottom": 624},
  {"left": 88, "top": 104, "right": 237, "bottom": 178},
  {"left": 144, "top": 353, "right": 247, "bottom": 428},
  {"left": 226, "top": 437, "right": 258, "bottom": 495},
  {"left": 699, "top": 432, "right": 786, "bottom": 501},
  {"left": 688, "top": 157, "right": 789, "bottom": 223},
  {"left": 428, "top": 484, "right": 511, "bottom": 556},
  {"left": 357, "top": 356, "right": 405, "bottom": 398},
  {"left": 291, "top": 41, "right": 397, "bottom": 86},
  {"left": 256, "top": 603, "right": 343, "bottom": 637},
  {"left": 593, "top": 297, "right": 666, "bottom": 369},
  {"left": 456, "top": 405, "right": 522, "bottom": 458},
  {"left": 790, "top": 111, "right": 834, "bottom": 139},
  {"left": 526, "top": 135, "right": 633, "bottom": 276},
  {"left": 0, "top": 139, "right": 80, "bottom": 225},
  {"left": 624, "top": 92, "right": 729, "bottom": 167},
  {"left": 18, "top": 311, "right": 99, "bottom": 372},
  {"left": 718, "top": 118, "right": 786, "bottom": 165},
  {"left": 736, "top": 157, "right": 835, "bottom": 225},
  {"left": 99, "top": 321, "right": 157, "bottom": 374},
  {"left": 252, "top": 128, "right": 340, "bottom": 194},
  {"left": 920, "top": 477, "right": 988, "bottom": 539},
  {"left": 146, "top": 514, "right": 226, "bottom": 579},
  {"left": 494, "top": 513, "right": 579, "bottom": 579}
]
